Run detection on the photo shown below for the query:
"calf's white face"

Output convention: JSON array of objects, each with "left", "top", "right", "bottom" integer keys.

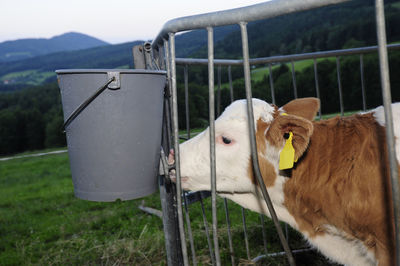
[{"left": 179, "top": 99, "right": 276, "bottom": 193}]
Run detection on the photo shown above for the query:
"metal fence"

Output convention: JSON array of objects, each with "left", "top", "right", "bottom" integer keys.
[{"left": 136, "top": 0, "right": 399, "bottom": 265}]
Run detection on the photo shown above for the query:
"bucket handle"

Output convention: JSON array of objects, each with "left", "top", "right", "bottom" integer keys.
[{"left": 63, "top": 72, "right": 120, "bottom": 131}]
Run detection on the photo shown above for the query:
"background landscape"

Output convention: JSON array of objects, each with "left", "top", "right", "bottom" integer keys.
[
  {"left": 1, "top": 0, "right": 400, "bottom": 156},
  {"left": 1, "top": 0, "right": 400, "bottom": 265}
]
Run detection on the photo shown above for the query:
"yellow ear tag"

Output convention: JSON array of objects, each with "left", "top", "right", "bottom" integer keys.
[{"left": 279, "top": 131, "right": 296, "bottom": 170}]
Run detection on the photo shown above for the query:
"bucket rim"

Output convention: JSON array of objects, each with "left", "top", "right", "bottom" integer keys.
[{"left": 55, "top": 69, "right": 166, "bottom": 75}]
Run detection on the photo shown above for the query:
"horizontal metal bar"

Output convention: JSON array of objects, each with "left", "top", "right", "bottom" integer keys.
[
  {"left": 152, "top": 0, "right": 349, "bottom": 50},
  {"left": 250, "top": 43, "right": 400, "bottom": 65},
  {"left": 175, "top": 43, "right": 400, "bottom": 66},
  {"left": 252, "top": 248, "right": 314, "bottom": 262},
  {"left": 139, "top": 202, "right": 163, "bottom": 218},
  {"left": 176, "top": 58, "right": 242, "bottom": 66},
  {"left": 184, "top": 191, "right": 212, "bottom": 205}
]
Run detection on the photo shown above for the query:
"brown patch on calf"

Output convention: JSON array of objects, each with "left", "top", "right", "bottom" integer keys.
[
  {"left": 282, "top": 113, "right": 398, "bottom": 265},
  {"left": 266, "top": 114, "right": 314, "bottom": 161},
  {"left": 281, "top": 97, "right": 320, "bottom": 121},
  {"left": 248, "top": 105, "right": 315, "bottom": 187},
  {"left": 247, "top": 116, "right": 279, "bottom": 187}
]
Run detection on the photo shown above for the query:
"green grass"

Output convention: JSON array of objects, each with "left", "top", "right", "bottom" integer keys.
[
  {"left": 1, "top": 70, "right": 37, "bottom": 80},
  {"left": 1, "top": 66, "right": 129, "bottom": 87},
  {"left": 1, "top": 70, "right": 55, "bottom": 85},
  {"left": 251, "top": 58, "right": 336, "bottom": 83},
  {"left": 392, "top": 1, "right": 400, "bottom": 9},
  {"left": 0, "top": 147, "right": 67, "bottom": 159},
  {"left": 114, "top": 65, "right": 130, "bottom": 69},
  {"left": 209, "top": 58, "right": 333, "bottom": 91},
  {"left": 0, "top": 153, "right": 165, "bottom": 265},
  {"left": 0, "top": 149, "right": 336, "bottom": 265},
  {"left": 319, "top": 110, "right": 360, "bottom": 120}
]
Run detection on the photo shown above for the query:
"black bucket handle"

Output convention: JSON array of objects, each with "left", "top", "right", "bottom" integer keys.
[{"left": 63, "top": 72, "right": 120, "bottom": 131}]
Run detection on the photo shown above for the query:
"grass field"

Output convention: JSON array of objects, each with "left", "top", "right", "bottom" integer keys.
[
  {"left": 250, "top": 58, "right": 336, "bottom": 83},
  {"left": 0, "top": 148, "right": 338, "bottom": 265},
  {"left": 0, "top": 70, "right": 55, "bottom": 86},
  {"left": 0, "top": 153, "right": 166, "bottom": 265}
]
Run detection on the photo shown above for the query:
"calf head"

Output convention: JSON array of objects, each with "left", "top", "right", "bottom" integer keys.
[{"left": 179, "top": 98, "right": 319, "bottom": 194}]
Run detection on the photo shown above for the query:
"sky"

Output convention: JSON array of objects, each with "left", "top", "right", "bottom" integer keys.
[{"left": 1, "top": 0, "right": 268, "bottom": 44}]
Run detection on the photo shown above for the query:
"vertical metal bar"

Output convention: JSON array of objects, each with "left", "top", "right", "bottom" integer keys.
[
  {"left": 184, "top": 65, "right": 190, "bottom": 139},
  {"left": 158, "top": 44, "right": 166, "bottom": 71},
  {"left": 291, "top": 61, "right": 298, "bottom": 99},
  {"left": 375, "top": 1, "right": 400, "bottom": 264},
  {"left": 144, "top": 42, "right": 154, "bottom": 70},
  {"left": 163, "top": 41, "right": 173, "bottom": 148},
  {"left": 224, "top": 72, "right": 235, "bottom": 266},
  {"left": 199, "top": 197, "right": 216, "bottom": 266},
  {"left": 228, "top": 65, "right": 234, "bottom": 102},
  {"left": 164, "top": 40, "right": 172, "bottom": 96},
  {"left": 169, "top": 32, "right": 189, "bottom": 266},
  {"left": 163, "top": 96, "right": 172, "bottom": 152},
  {"left": 313, "top": 59, "right": 322, "bottom": 119},
  {"left": 183, "top": 196, "right": 197, "bottom": 266},
  {"left": 268, "top": 64, "right": 276, "bottom": 105},
  {"left": 336, "top": 56, "right": 344, "bottom": 116},
  {"left": 151, "top": 43, "right": 160, "bottom": 70},
  {"left": 360, "top": 54, "right": 367, "bottom": 111},
  {"left": 285, "top": 224, "right": 289, "bottom": 242},
  {"left": 239, "top": 21, "right": 296, "bottom": 266},
  {"left": 207, "top": 26, "right": 221, "bottom": 266},
  {"left": 217, "top": 65, "right": 222, "bottom": 116},
  {"left": 241, "top": 208, "right": 251, "bottom": 260},
  {"left": 260, "top": 215, "right": 268, "bottom": 255},
  {"left": 223, "top": 199, "right": 235, "bottom": 265},
  {"left": 164, "top": 99, "right": 173, "bottom": 157},
  {"left": 159, "top": 176, "right": 183, "bottom": 266},
  {"left": 183, "top": 64, "right": 196, "bottom": 265},
  {"left": 160, "top": 40, "right": 183, "bottom": 266},
  {"left": 132, "top": 44, "right": 146, "bottom": 69}
]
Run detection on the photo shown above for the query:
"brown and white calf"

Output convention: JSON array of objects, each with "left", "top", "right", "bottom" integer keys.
[{"left": 176, "top": 97, "right": 400, "bottom": 266}]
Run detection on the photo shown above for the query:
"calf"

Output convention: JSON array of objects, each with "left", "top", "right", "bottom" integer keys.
[{"left": 176, "top": 98, "right": 400, "bottom": 266}]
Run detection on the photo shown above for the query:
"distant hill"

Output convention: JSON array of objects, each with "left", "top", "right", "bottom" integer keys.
[
  {"left": 0, "top": 32, "right": 109, "bottom": 62},
  {"left": 1, "top": 0, "right": 400, "bottom": 90},
  {"left": 0, "top": 25, "right": 237, "bottom": 88},
  {"left": 192, "top": 0, "right": 400, "bottom": 59},
  {"left": 175, "top": 24, "right": 238, "bottom": 58},
  {"left": 0, "top": 41, "right": 143, "bottom": 88}
]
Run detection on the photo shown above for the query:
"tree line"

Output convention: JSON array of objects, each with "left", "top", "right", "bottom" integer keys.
[
  {"left": 1, "top": 0, "right": 400, "bottom": 155},
  {"left": 1, "top": 51, "right": 399, "bottom": 156},
  {"left": 0, "top": 83, "right": 65, "bottom": 155},
  {"left": 176, "top": 51, "right": 400, "bottom": 129},
  {"left": 192, "top": 0, "right": 400, "bottom": 60}
]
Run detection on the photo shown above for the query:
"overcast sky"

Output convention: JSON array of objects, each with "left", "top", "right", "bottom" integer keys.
[{"left": 1, "top": 0, "right": 268, "bottom": 44}]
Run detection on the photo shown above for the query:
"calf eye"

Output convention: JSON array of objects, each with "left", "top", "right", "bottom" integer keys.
[{"left": 222, "top": 136, "right": 232, "bottom": 144}]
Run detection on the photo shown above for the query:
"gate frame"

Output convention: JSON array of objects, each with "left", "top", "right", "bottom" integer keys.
[{"left": 135, "top": 0, "right": 399, "bottom": 265}]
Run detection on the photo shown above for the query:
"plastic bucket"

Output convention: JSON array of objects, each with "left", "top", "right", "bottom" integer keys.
[{"left": 56, "top": 69, "right": 166, "bottom": 202}]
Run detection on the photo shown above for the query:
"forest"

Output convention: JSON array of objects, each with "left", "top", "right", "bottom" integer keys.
[
  {"left": 0, "top": 83, "right": 65, "bottom": 155},
  {"left": 175, "top": 51, "right": 400, "bottom": 129},
  {"left": 0, "top": 0, "right": 400, "bottom": 156}
]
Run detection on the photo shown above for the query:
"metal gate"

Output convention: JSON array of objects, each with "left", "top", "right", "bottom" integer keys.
[{"left": 135, "top": 0, "right": 400, "bottom": 265}]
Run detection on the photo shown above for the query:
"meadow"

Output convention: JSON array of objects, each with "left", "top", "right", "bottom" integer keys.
[{"left": 0, "top": 149, "right": 338, "bottom": 265}]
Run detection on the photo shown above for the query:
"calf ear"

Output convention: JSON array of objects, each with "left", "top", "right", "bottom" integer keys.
[
  {"left": 266, "top": 114, "right": 313, "bottom": 160},
  {"left": 281, "top": 97, "right": 320, "bottom": 121}
]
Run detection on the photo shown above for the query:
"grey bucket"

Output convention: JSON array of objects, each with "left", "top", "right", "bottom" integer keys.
[{"left": 56, "top": 69, "right": 166, "bottom": 202}]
